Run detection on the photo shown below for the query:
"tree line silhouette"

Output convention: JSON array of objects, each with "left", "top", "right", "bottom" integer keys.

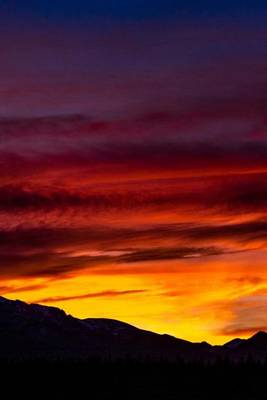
[{"left": 1, "top": 356, "right": 267, "bottom": 399}]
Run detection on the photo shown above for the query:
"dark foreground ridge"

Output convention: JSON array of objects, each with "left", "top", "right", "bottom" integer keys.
[
  {"left": 0, "top": 295, "right": 267, "bottom": 363},
  {"left": 2, "top": 358, "right": 267, "bottom": 400},
  {"left": 1, "top": 296, "right": 267, "bottom": 399}
]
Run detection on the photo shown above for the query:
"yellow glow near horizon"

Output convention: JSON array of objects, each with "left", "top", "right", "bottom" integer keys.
[{"left": 3, "top": 249, "right": 267, "bottom": 345}]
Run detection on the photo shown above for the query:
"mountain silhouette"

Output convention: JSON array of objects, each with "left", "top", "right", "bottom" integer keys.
[{"left": 0, "top": 296, "right": 266, "bottom": 362}]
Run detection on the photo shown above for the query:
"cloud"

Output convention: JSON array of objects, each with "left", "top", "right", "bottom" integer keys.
[
  {"left": 1, "top": 97, "right": 267, "bottom": 186},
  {"left": 36, "top": 289, "right": 147, "bottom": 304},
  {"left": 225, "top": 276, "right": 265, "bottom": 286},
  {"left": 181, "top": 220, "right": 267, "bottom": 244},
  {"left": 1, "top": 216, "right": 266, "bottom": 279},
  {"left": 2, "top": 171, "right": 267, "bottom": 215},
  {"left": 218, "top": 292, "right": 267, "bottom": 337},
  {"left": 0, "top": 284, "right": 47, "bottom": 295},
  {"left": 0, "top": 241, "right": 225, "bottom": 279},
  {"left": 221, "top": 326, "right": 267, "bottom": 337},
  {"left": 117, "top": 246, "right": 223, "bottom": 263}
]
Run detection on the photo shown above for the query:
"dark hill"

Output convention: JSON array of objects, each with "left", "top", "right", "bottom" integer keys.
[{"left": 0, "top": 296, "right": 266, "bottom": 362}]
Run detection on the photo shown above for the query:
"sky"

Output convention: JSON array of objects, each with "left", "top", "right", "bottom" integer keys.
[{"left": 1, "top": 0, "right": 267, "bottom": 344}]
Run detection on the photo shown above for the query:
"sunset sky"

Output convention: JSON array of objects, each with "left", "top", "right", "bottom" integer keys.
[{"left": 1, "top": 1, "right": 267, "bottom": 344}]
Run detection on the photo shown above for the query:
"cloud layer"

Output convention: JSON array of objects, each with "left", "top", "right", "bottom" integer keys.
[{"left": 1, "top": 18, "right": 267, "bottom": 344}]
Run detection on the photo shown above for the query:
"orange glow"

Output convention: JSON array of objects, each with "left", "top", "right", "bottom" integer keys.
[{"left": 3, "top": 248, "right": 267, "bottom": 345}]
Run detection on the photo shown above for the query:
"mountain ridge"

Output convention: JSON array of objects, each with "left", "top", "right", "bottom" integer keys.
[{"left": 0, "top": 296, "right": 266, "bottom": 362}]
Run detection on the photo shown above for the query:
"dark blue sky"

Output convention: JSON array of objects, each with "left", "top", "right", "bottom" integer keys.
[
  {"left": 1, "top": 0, "right": 266, "bottom": 21},
  {"left": 0, "top": 0, "right": 266, "bottom": 117}
]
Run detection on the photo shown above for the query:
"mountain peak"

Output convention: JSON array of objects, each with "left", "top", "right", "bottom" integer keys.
[
  {"left": 0, "top": 296, "right": 9, "bottom": 303},
  {"left": 250, "top": 331, "right": 267, "bottom": 341},
  {"left": 223, "top": 337, "right": 244, "bottom": 349},
  {"left": 83, "top": 318, "right": 140, "bottom": 334},
  {"left": 2, "top": 296, "right": 267, "bottom": 362}
]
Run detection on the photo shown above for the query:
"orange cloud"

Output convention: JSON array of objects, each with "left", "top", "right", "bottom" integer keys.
[{"left": 36, "top": 289, "right": 147, "bottom": 304}]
